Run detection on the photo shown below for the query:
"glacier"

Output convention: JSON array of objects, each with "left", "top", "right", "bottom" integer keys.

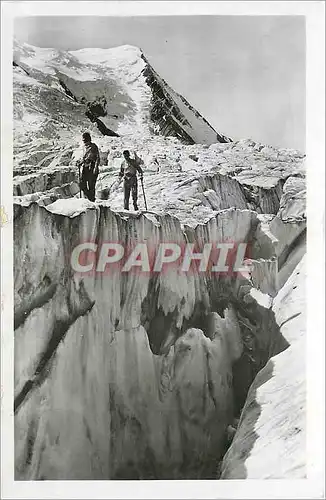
[{"left": 13, "top": 40, "right": 306, "bottom": 480}]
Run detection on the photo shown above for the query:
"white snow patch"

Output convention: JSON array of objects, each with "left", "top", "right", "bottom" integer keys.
[
  {"left": 249, "top": 288, "right": 273, "bottom": 309},
  {"left": 46, "top": 197, "right": 97, "bottom": 217}
]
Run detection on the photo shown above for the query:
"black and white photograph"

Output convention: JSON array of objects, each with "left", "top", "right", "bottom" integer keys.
[{"left": 1, "top": 1, "right": 325, "bottom": 498}]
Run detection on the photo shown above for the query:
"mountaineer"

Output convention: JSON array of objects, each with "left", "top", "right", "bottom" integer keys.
[
  {"left": 119, "top": 150, "right": 144, "bottom": 210},
  {"left": 78, "top": 132, "right": 100, "bottom": 201}
]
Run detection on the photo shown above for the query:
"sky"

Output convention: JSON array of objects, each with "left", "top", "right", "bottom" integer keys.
[{"left": 14, "top": 15, "right": 305, "bottom": 150}]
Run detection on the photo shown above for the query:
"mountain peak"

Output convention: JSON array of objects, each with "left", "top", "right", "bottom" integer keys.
[
  {"left": 69, "top": 44, "right": 144, "bottom": 64},
  {"left": 13, "top": 41, "right": 231, "bottom": 161}
]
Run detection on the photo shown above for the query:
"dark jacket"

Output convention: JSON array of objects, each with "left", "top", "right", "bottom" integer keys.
[{"left": 82, "top": 142, "right": 100, "bottom": 172}]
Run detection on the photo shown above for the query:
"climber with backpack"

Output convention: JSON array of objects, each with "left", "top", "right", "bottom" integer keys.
[
  {"left": 77, "top": 132, "right": 100, "bottom": 201},
  {"left": 119, "top": 150, "right": 145, "bottom": 210}
]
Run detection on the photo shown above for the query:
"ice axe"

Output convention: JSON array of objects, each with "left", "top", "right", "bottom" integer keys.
[
  {"left": 77, "top": 160, "right": 82, "bottom": 198},
  {"left": 140, "top": 176, "right": 148, "bottom": 210}
]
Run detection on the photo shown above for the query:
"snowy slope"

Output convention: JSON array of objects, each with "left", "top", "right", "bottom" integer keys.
[{"left": 13, "top": 39, "right": 231, "bottom": 174}]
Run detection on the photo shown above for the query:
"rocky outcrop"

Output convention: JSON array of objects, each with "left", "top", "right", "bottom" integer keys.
[
  {"left": 85, "top": 108, "right": 120, "bottom": 137},
  {"left": 141, "top": 54, "right": 231, "bottom": 145}
]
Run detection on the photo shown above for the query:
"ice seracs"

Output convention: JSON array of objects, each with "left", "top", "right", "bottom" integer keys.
[{"left": 13, "top": 40, "right": 306, "bottom": 480}]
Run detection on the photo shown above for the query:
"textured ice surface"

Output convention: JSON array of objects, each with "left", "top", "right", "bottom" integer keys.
[{"left": 13, "top": 39, "right": 306, "bottom": 480}]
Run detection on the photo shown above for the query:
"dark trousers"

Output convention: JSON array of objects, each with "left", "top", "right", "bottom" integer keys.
[
  {"left": 124, "top": 175, "right": 138, "bottom": 210},
  {"left": 80, "top": 167, "right": 98, "bottom": 202}
]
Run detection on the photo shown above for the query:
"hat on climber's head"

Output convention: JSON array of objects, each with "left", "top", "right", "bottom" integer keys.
[
  {"left": 82, "top": 132, "right": 91, "bottom": 143},
  {"left": 123, "top": 150, "right": 130, "bottom": 158}
]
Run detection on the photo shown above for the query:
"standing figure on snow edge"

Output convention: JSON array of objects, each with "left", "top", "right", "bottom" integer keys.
[
  {"left": 119, "top": 150, "right": 144, "bottom": 210},
  {"left": 78, "top": 132, "right": 100, "bottom": 202}
]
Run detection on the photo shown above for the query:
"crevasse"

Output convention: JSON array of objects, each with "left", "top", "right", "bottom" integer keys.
[{"left": 14, "top": 198, "right": 300, "bottom": 480}]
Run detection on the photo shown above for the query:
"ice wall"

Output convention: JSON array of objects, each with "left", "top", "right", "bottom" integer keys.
[
  {"left": 220, "top": 257, "right": 306, "bottom": 479},
  {"left": 14, "top": 201, "right": 289, "bottom": 479}
]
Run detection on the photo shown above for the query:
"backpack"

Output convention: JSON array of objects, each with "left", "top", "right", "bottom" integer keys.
[{"left": 134, "top": 152, "right": 144, "bottom": 166}]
